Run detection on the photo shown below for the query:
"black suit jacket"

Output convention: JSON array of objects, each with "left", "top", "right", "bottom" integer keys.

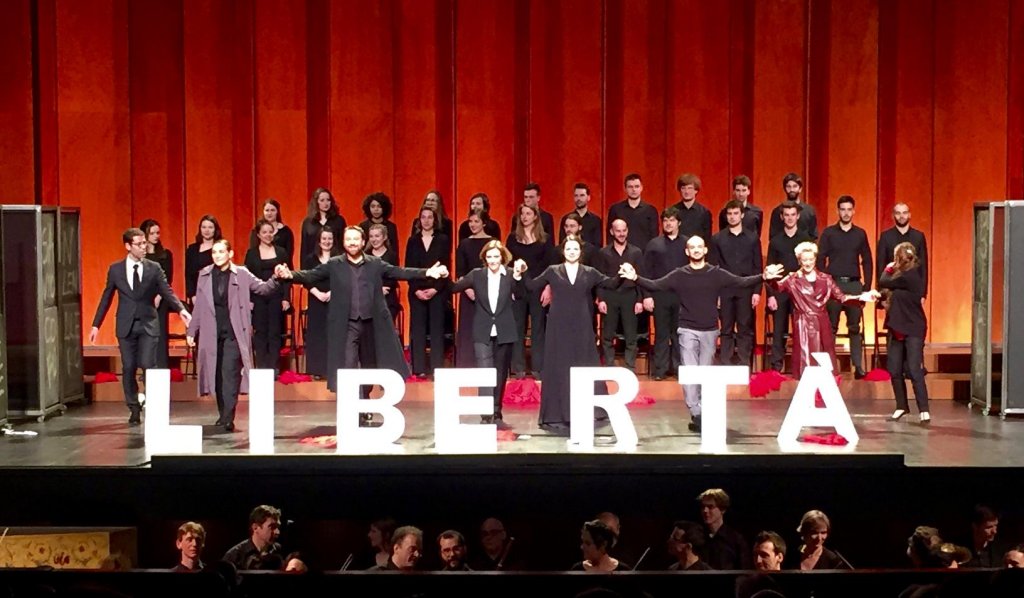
[
  {"left": 91, "top": 258, "right": 185, "bottom": 338},
  {"left": 451, "top": 268, "right": 521, "bottom": 345}
]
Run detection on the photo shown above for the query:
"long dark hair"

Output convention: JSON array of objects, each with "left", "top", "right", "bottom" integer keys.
[
  {"left": 307, "top": 187, "right": 340, "bottom": 220},
  {"left": 194, "top": 215, "right": 223, "bottom": 245},
  {"left": 413, "top": 206, "right": 440, "bottom": 236},
  {"left": 139, "top": 219, "right": 164, "bottom": 253},
  {"left": 316, "top": 225, "right": 341, "bottom": 258},
  {"left": 261, "top": 198, "right": 284, "bottom": 224}
]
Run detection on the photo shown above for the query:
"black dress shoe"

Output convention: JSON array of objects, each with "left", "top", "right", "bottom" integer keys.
[
  {"left": 653, "top": 375, "right": 665, "bottom": 382},
  {"left": 494, "top": 417, "right": 512, "bottom": 431},
  {"left": 854, "top": 369, "right": 867, "bottom": 380},
  {"left": 128, "top": 408, "right": 142, "bottom": 426},
  {"left": 223, "top": 422, "right": 236, "bottom": 432},
  {"left": 687, "top": 417, "right": 702, "bottom": 433}
]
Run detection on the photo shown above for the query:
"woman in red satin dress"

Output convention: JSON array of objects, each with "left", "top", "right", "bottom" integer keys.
[{"left": 768, "top": 241, "right": 878, "bottom": 377}]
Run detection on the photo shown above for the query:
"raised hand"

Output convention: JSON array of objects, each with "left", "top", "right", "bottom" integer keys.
[
  {"left": 763, "top": 264, "right": 785, "bottom": 280},
  {"left": 426, "top": 261, "right": 449, "bottom": 279}
]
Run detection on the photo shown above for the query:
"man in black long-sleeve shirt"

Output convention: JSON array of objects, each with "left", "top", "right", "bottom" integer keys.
[
  {"left": 817, "top": 195, "right": 873, "bottom": 377},
  {"left": 768, "top": 172, "right": 818, "bottom": 241},
  {"left": 558, "top": 182, "right": 603, "bottom": 248},
  {"left": 876, "top": 202, "right": 928, "bottom": 295},
  {"left": 712, "top": 200, "right": 764, "bottom": 366},
  {"left": 643, "top": 207, "right": 687, "bottom": 380},
  {"left": 625, "top": 236, "right": 778, "bottom": 431},
  {"left": 718, "top": 175, "right": 763, "bottom": 237},
  {"left": 597, "top": 219, "right": 645, "bottom": 370},
  {"left": 670, "top": 173, "right": 713, "bottom": 244},
  {"left": 766, "top": 203, "right": 812, "bottom": 372},
  {"left": 521, "top": 182, "right": 556, "bottom": 246},
  {"left": 607, "top": 172, "right": 660, "bottom": 249}
]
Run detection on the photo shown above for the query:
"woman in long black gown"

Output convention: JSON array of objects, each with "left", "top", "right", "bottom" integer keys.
[
  {"left": 454, "top": 212, "right": 493, "bottom": 367},
  {"left": 140, "top": 219, "right": 174, "bottom": 368},
  {"left": 302, "top": 226, "right": 338, "bottom": 379},
  {"left": 245, "top": 219, "right": 291, "bottom": 371},
  {"left": 525, "top": 235, "right": 620, "bottom": 435},
  {"left": 405, "top": 206, "right": 451, "bottom": 378}
]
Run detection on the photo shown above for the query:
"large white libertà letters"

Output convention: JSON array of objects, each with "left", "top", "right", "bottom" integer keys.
[
  {"left": 777, "top": 353, "right": 859, "bottom": 450},
  {"left": 143, "top": 361, "right": 860, "bottom": 454}
]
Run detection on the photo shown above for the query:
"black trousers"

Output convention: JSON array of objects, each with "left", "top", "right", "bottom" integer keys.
[
  {"left": 651, "top": 290, "right": 680, "bottom": 377},
  {"left": 345, "top": 318, "right": 377, "bottom": 399},
  {"left": 719, "top": 289, "right": 756, "bottom": 366},
  {"left": 118, "top": 319, "right": 157, "bottom": 408},
  {"left": 474, "top": 338, "right": 513, "bottom": 418},
  {"left": 826, "top": 280, "right": 865, "bottom": 371},
  {"left": 601, "top": 290, "right": 639, "bottom": 370},
  {"left": 512, "top": 287, "right": 547, "bottom": 375},
  {"left": 251, "top": 294, "right": 284, "bottom": 369},
  {"left": 214, "top": 335, "right": 242, "bottom": 423},
  {"left": 770, "top": 292, "right": 793, "bottom": 371},
  {"left": 888, "top": 333, "right": 929, "bottom": 413},
  {"left": 410, "top": 291, "right": 447, "bottom": 375}
]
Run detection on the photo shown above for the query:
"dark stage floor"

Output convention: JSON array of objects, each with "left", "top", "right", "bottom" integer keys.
[{"left": 1, "top": 399, "right": 1018, "bottom": 468}]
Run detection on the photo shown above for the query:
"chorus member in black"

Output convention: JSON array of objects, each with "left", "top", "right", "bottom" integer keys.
[
  {"left": 366, "top": 223, "right": 401, "bottom": 323},
  {"left": 506, "top": 204, "right": 556, "bottom": 377},
  {"left": 789, "top": 510, "right": 850, "bottom": 570},
  {"left": 409, "top": 189, "right": 454, "bottom": 254},
  {"left": 89, "top": 228, "right": 190, "bottom": 425},
  {"left": 527, "top": 235, "right": 622, "bottom": 433},
  {"left": 360, "top": 191, "right": 400, "bottom": 257},
  {"left": 302, "top": 227, "right": 339, "bottom": 380},
  {"left": 562, "top": 212, "right": 602, "bottom": 267},
  {"left": 454, "top": 212, "right": 493, "bottom": 368},
  {"left": 519, "top": 182, "right": 556, "bottom": 245},
  {"left": 558, "top": 182, "right": 603, "bottom": 247},
  {"left": 717, "top": 175, "right": 763, "bottom": 237},
  {"left": 451, "top": 240, "right": 524, "bottom": 428},
  {"left": 185, "top": 215, "right": 221, "bottom": 305},
  {"left": 188, "top": 239, "right": 280, "bottom": 429},
  {"left": 817, "top": 195, "right": 873, "bottom": 377},
  {"left": 876, "top": 202, "right": 928, "bottom": 293},
  {"left": 607, "top": 172, "right": 660, "bottom": 249},
  {"left": 766, "top": 202, "right": 812, "bottom": 372},
  {"left": 248, "top": 198, "right": 294, "bottom": 265},
  {"left": 245, "top": 219, "right": 291, "bottom": 370},
  {"left": 406, "top": 206, "right": 452, "bottom": 377},
  {"left": 622, "top": 239, "right": 775, "bottom": 430},
  {"left": 140, "top": 219, "right": 174, "bottom": 368},
  {"left": 457, "top": 192, "right": 502, "bottom": 241},
  {"left": 643, "top": 207, "right": 688, "bottom": 379},
  {"left": 712, "top": 200, "right": 763, "bottom": 366},
  {"left": 276, "top": 226, "right": 447, "bottom": 393},
  {"left": 878, "top": 242, "right": 930, "bottom": 422},
  {"left": 300, "top": 187, "right": 346, "bottom": 261},
  {"left": 670, "top": 173, "right": 713, "bottom": 244},
  {"left": 768, "top": 172, "right": 818, "bottom": 241},
  {"left": 571, "top": 520, "right": 631, "bottom": 572},
  {"left": 597, "top": 219, "right": 645, "bottom": 370}
]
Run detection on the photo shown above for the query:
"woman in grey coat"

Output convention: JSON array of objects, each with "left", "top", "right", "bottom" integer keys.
[{"left": 187, "top": 239, "right": 281, "bottom": 431}]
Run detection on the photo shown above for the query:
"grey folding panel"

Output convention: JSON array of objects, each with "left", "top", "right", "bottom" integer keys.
[
  {"left": 1002, "top": 202, "right": 1024, "bottom": 414},
  {"left": 58, "top": 209, "right": 84, "bottom": 403}
]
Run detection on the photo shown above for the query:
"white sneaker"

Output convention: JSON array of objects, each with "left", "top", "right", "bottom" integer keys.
[
  {"left": 919, "top": 412, "right": 931, "bottom": 423},
  {"left": 890, "top": 409, "right": 907, "bottom": 421}
]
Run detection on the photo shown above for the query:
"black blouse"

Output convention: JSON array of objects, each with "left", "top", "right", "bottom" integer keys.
[
  {"left": 184, "top": 243, "right": 213, "bottom": 299},
  {"left": 878, "top": 266, "right": 927, "bottom": 337},
  {"left": 405, "top": 234, "right": 450, "bottom": 292},
  {"left": 505, "top": 235, "right": 555, "bottom": 281},
  {"left": 248, "top": 224, "right": 294, "bottom": 266},
  {"left": 300, "top": 214, "right": 347, "bottom": 263}
]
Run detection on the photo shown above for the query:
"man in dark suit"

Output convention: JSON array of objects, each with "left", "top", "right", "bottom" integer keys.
[{"left": 90, "top": 228, "right": 191, "bottom": 425}]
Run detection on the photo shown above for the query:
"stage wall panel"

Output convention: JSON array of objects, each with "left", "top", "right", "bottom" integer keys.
[{"left": 2, "top": 0, "right": 1022, "bottom": 345}]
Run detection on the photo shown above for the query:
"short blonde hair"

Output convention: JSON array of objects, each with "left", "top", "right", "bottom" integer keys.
[{"left": 794, "top": 241, "right": 818, "bottom": 258}]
